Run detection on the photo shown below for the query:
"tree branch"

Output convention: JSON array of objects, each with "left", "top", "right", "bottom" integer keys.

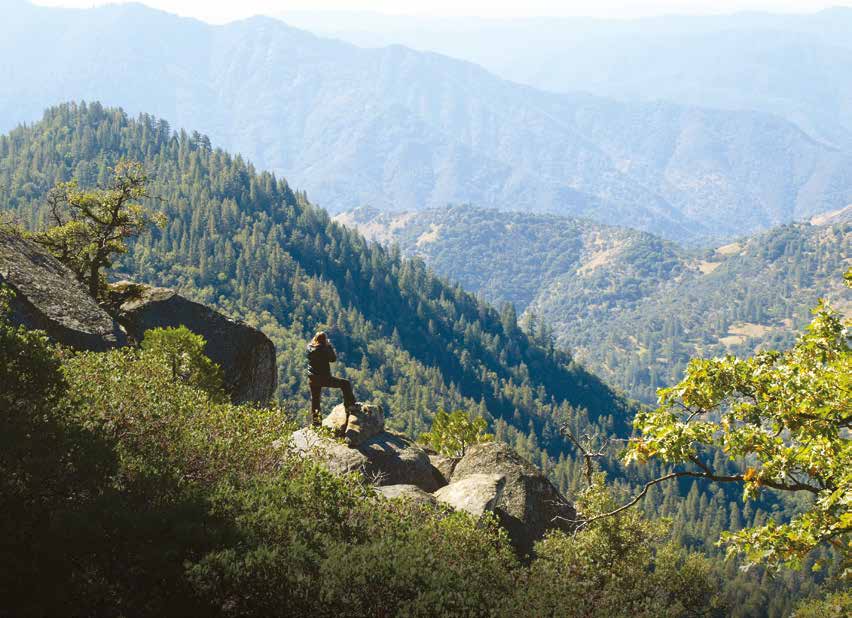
[
  {"left": 563, "top": 455, "right": 823, "bottom": 530},
  {"left": 560, "top": 424, "right": 607, "bottom": 486}
]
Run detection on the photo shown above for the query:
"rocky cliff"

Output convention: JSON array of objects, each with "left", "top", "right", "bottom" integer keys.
[{"left": 0, "top": 229, "right": 276, "bottom": 405}]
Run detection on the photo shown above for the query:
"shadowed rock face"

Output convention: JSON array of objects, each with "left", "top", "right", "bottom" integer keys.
[
  {"left": 359, "top": 431, "right": 441, "bottom": 491},
  {"left": 422, "top": 446, "right": 457, "bottom": 486},
  {"left": 108, "top": 282, "right": 277, "bottom": 405},
  {"left": 0, "top": 229, "right": 126, "bottom": 350},
  {"left": 452, "top": 442, "right": 577, "bottom": 555}
]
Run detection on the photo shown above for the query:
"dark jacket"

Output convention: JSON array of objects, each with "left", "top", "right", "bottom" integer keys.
[{"left": 306, "top": 342, "right": 336, "bottom": 377}]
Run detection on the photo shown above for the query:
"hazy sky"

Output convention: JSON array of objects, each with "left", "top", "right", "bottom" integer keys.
[{"left": 32, "top": 1, "right": 852, "bottom": 22}]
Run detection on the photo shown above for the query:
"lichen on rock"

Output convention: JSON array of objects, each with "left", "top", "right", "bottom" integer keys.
[{"left": 0, "top": 229, "right": 126, "bottom": 350}]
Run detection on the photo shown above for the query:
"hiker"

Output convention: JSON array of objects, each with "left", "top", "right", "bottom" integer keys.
[{"left": 306, "top": 331, "right": 356, "bottom": 426}]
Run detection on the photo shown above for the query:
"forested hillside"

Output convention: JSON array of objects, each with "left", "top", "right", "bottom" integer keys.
[
  {"left": 0, "top": 104, "right": 843, "bottom": 615},
  {"left": 0, "top": 102, "right": 632, "bottom": 480},
  {"left": 339, "top": 205, "right": 850, "bottom": 403},
  {"left": 3, "top": 1, "right": 852, "bottom": 242}
]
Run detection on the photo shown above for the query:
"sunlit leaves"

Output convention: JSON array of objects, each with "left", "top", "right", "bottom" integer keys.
[
  {"left": 30, "top": 159, "right": 165, "bottom": 297},
  {"left": 626, "top": 294, "right": 851, "bottom": 571},
  {"left": 418, "top": 409, "right": 494, "bottom": 458}
]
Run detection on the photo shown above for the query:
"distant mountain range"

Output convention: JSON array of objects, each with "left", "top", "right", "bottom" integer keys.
[
  {"left": 337, "top": 205, "right": 851, "bottom": 403},
  {"left": 278, "top": 8, "right": 852, "bottom": 149},
  {"left": 3, "top": 1, "right": 851, "bottom": 243}
]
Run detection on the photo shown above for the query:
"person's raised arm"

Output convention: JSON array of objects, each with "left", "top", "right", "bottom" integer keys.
[{"left": 327, "top": 344, "right": 337, "bottom": 363}]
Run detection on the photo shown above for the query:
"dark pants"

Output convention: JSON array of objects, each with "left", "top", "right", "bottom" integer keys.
[{"left": 309, "top": 375, "right": 355, "bottom": 425}]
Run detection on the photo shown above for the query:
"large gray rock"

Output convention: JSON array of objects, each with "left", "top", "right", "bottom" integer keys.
[
  {"left": 374, "top": 484, "right": 438, "bottom": 508},
  {"left": 108, "top": 281, "right": 276, "bottom": 404},
  {"left": 0, "top": 229, "right": 126, "bottom": 350},
  {"left": 322, "top": 402, "right": 385, "bottom": 446},
  {"left": 289, "top": 427, "right": 369, "bottom": 476},
  {"left": 289, "top": 425, "right": 442, "bottom": 492},
  {"left": 434, "top": 474, "right": 506, "bottom": 517},
  {"left": 452, "top": 442, "right": 576, "bottom": 555}
]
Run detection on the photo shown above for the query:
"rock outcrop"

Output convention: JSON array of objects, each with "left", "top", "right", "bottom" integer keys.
[
  {"left": 289, "top": 423, "right": 442, "bottom": 492},
  {"left": 451, "top": 442, "right": 577, "bottom": 555},
  {"left": 291, "top": 408, "right": 575, "bottom": 554},
  {"left": 0, "top": 231, "right": 277, "bottom": 405},
  {"left": 322, "top": 402, "right": 385, "bottom": 446},
  {"left": 0, "top": 229, "right": 126, "bottom": 350},
  {"left": 108, "top": 281, "right": 276, "bottom": 404}
]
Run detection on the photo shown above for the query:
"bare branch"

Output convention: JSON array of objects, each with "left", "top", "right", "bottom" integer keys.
[
  {"left": 563, "top": 454, "right": 822, "bottom": 530},
  {"left": 560, "top": 423, "right": 608, "bottom": 486},
  {"left": 564, "top": 471, "right": 686, "bottom": 529}
]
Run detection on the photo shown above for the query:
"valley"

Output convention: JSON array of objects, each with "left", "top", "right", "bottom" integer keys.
[{"left": 338, "top": 205, "right": 851, "bottom": 403}]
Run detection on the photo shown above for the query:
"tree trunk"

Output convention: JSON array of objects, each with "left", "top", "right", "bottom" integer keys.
[{"left": 88, "top": 260, "right": 101, "bottom": 299}]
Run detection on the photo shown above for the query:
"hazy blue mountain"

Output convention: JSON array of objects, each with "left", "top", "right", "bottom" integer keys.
[
  {"left": 277, "top": 8, "right": 852, "bottom": 148},
  {"left": 338, "top": 205, "right": 851, "bottom": 403},
  {"left": 3, "top": 1, "right": 851, "bottom": 243}
]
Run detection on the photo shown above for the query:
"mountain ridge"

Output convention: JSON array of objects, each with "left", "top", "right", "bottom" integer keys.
[
  {"left": 276, "top": 7, "right": 852, "bottom": 148},
  {"left": 3, "top": 1, "right": 851, "bottom": 243}
]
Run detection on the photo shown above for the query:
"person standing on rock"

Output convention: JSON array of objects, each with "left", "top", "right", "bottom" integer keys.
[{"left": 306, "top": 331, "right": 356, "bottom": 427}]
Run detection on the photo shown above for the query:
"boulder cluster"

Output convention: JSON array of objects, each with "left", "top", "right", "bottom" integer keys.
[
  {"left": 0, "top": 230, "right": 276, "bottom": 404},
  {"left": 290, "top": 403, "right": 577, "bottom": 555}
]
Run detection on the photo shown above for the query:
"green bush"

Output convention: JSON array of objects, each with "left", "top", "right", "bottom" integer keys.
[
  {"left": 140, "top": 325, "right": 227, "bottom": 400},
  {"left": 508, "top": 476, "right": 723, "bottom": 617},
  {"left": 793, "top": 590, "right": 852, "bottom": 618},
  {"left": 418, "top": 409, "right": 493, "bottom": 458}
]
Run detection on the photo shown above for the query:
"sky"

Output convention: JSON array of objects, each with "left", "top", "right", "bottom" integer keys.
[{"left": 31, "top": 1, "right": 852, "bottom": 22}]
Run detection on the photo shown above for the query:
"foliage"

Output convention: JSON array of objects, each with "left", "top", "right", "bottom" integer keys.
[
  {"left": 0, "top": 284, "right": 195, "bottom": 616},
  {"left": 62, "top": 342, "right": 292, "bottom": 487},
  {"left": 30, "top": 159, "right": 164, "bottom": 297},
  {"left": 141, "top": 326, "right": 227, "bottom": 401},
  {"left": 625, "top": 299, "right": 851, "bottom": 571},
  {"left": 190, "top": 486, "right": 518, "bottom": 618},
  {"left": 2, "top": 296, "right": 727, "bottom": 617},
  {"left": 418, "top": 409, "right": 494, "bottom": 457},
  {"left": 792, "top": 589, "right": 852, "bottom": 618},
  {"left": 509, "top": 474, "right": 723, "bottom": 617}
]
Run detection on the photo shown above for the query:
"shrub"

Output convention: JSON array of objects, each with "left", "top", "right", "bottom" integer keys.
[{"left": 418, "top": 409, "right": 493, "bottom": 457}]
